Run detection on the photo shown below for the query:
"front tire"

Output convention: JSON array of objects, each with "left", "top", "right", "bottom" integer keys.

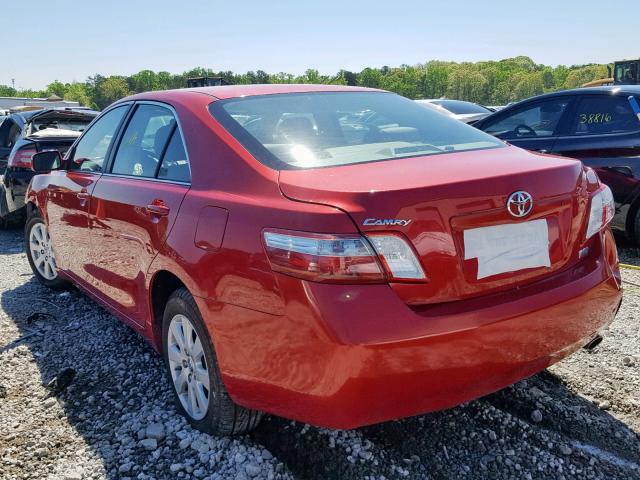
[
  {"left": 25, "top": 214, "right": 67, "bottom": 289},
  {"left": 162, "top": 288, "right": 262, "bottom": 435}
]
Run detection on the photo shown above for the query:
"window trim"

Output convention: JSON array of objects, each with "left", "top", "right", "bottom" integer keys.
[
  {"left": 480, "top": 96, "right": 575, "bottom": 139},
  {"left": 153, "top": 123, "right": 179, "bottom": 178},
  {"left": 99, "top": 172, "right": 191, "bottom": 187},
  {"left": 65, "top": 102, "right": 133, "bottom": 175},
  {"left": 104, "top": 100, "right": 192, "bottom": 185}
]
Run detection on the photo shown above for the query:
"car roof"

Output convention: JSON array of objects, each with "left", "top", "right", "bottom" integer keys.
[
  {"left": 520, "top": 85, "right": 640, "bottom": 102},
  {"left": 125, "top": 84, "right": 384, "bottom": 103}
]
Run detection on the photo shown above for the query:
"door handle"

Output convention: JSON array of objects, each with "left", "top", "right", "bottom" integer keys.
[
  {"left": 145, "top": 202, "right": 170, "bottom": 217},
  {"left": 77, "top": 190, "right": 90, "bottom": 206},
  {"left": 537, "top": 149, "right": 549, "bottom": 154}
]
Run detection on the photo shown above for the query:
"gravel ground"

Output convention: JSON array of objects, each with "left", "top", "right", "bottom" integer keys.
[{"left": 0, "top": 226, "right": 639, "bottom": 480}]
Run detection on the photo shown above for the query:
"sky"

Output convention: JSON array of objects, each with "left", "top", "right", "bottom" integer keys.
[{"left": 4, "top": 0, "right": 639, "bottom": 90}]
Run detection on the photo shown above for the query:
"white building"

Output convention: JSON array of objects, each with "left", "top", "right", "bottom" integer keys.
[{"left": 0, "top": 94, "right": 81, "bottom": 111}]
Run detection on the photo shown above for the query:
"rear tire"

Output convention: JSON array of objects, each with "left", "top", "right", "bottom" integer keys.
[
  {"left": 25, "top": 213, "right": 68, "bottom": 290},
  {"left": 162, "top": 287, "right": 262, "bottom": 435}
]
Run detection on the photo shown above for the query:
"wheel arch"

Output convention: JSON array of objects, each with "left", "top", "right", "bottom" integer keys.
[
  {"left": 148, "top": 269, "right": 191, "bottom": 351},
  {"left": 25, "top": 200, "right": 39, "bottom": 218}
]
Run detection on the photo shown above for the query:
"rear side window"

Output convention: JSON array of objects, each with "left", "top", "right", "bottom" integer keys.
[
  {"left": 111, "top": 104, "right": 175, "bottom": 178},
  {"left": 483, "top": 99, "right": 570, "bottom": 139},
  {"left": 569, "top": 96, "right": 640, "bottom": 136},
  {"left": 71, "top": 106, "right": 128, "bottom": 172},
  {"left": 157, "top": 130, "right": 190, "bottom": 182}
]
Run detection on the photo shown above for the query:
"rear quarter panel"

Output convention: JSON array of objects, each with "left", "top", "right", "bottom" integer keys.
[{"left": 144, "top": 93, "right": 360, "bottom": 348}]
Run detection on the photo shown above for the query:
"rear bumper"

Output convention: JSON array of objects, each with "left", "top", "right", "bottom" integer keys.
[{"left": 196, "top": 229, "right": 622, "bottom": 429}]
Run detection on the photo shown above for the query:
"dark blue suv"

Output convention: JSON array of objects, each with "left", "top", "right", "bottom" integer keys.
[{"left": 475, "top": 86, "right": 640, "bottom": 243}]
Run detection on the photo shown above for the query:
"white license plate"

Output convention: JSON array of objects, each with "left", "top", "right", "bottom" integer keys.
[{"left": 463, "top": 219, "right": 550, "bottom": 279}]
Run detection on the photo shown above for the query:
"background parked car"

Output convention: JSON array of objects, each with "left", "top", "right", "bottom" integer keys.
[
  {"left": 0, "top": 108, "right": 99, "bottom": 227},
  {"left": 415, "top": 99, "right": 492, "bottom": 123},
  {"left": 474, "top": 86, "right": 640, "bottom": 242}
]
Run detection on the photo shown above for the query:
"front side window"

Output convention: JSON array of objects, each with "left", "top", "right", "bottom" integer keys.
[
  {"left": 483, "top": 99, "right": 570, "bottom": 139},
  {"left": 111, "top": 104, "right": 175, "bottom": 178},
  {"left": 71, "top": 106, "right": 127, "bottom": 172},
  {"left": 569, "top": 96, "right": 640, "bottom": 136},
  {"left": 209, "top": 92, "right": 504, "bottom": 170}
]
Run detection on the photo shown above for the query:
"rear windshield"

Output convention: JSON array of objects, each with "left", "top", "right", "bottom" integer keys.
[
  {"left": 431, "top": 100, "right": 491, "bottom": 115},
  {"left": 209, "top": 92, "right": 504, "bottom": 170}
]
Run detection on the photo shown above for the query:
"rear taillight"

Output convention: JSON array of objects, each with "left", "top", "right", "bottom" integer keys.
[
  {"left": 8, "top": 147, "right": 37, "bottom": 169},
  {"left": 263, "top": 229, "right": 426, "bottom": 283},
  {"left": 263, "top": 230, "right": 385, "bottom": 283},
  {"left": 585, "top": 185, "right": 615, "bottom": 239},
  {"left": 366, "top": 233, "right": 427, "bottom": 281}
]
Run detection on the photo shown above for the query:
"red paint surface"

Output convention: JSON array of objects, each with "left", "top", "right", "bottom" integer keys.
[{"left": 27, "top": 85, "right": 622, "bottom": 429}]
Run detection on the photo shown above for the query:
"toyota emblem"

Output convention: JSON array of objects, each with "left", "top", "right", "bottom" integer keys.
[{"left": 507, "top": 191, "right": 533, "bottom": 218}]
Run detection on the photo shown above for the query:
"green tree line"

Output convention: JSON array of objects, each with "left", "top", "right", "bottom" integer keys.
[{"left": 0, "top": 56, "right": 609, "bottom": 110}]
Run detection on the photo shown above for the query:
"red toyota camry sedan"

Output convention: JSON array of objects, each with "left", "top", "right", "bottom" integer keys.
[{"left": 26, "top": 85, "right": 622, "bottom": 435}]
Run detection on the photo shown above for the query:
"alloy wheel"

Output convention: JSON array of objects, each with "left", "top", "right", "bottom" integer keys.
[
  {"left": 29, "top": 222, "right": 57, "bottom": 280},
  {"left": 167, "top": 314, "right": 210, "bottom": 420}
]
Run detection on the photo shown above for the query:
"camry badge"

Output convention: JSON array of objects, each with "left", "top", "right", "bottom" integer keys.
[
  {"left": 363, "top": 218, "right": 412, "bottom": 227},
  {"left": 507, "top": 191, "right": 533, "bottom": 218}
]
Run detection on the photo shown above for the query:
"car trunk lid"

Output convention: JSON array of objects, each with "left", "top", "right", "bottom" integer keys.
[{"left": 278, "top": 146, "right": 588, "bottom": 305}]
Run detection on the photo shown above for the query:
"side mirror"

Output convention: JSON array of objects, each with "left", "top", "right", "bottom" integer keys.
[{"left": 32, "top": 150, "right": 62, "bottom": 173}]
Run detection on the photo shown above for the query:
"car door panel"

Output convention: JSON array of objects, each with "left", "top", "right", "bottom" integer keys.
[
  {"left": 87, "top": 176, "right": 189, "bottom": 326},
  {"left": 42, "top": 170, "right": 100, "bottom": 275},
  {"left": 551, "top": 139, "right": 640, "bottom": 232},
  {"left": 44, "top": 104, "right": 130, "bottom": 280}
]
